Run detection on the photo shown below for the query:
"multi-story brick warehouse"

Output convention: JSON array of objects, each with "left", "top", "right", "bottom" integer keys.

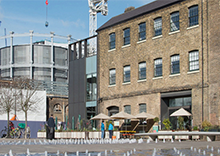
[{"left": 96, "top": 0, "right": 220, "bottom": 131}]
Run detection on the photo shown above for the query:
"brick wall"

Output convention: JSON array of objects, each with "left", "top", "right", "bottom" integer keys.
[{"left": 97, "top": 0, "right": 219, "bottom": 127}]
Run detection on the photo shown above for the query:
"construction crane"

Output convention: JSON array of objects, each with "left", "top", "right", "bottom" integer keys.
[{"left": 88, "top": 0, "right": 108, "bottom": 54}]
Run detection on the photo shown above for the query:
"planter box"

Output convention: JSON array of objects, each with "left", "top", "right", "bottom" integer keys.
[
  {"left": 55, "top": 132, "right": 61, "bottom": 139},
  {"left": 75, "top": 132, "right": 81, "bottom": 139},
  {"left": 192, "top": 130, "right": 200, "bottom": 140},
  {"left": 71, "top": 132, "right": 76, "bottom": 138},
  {"left": 174, "top": 130, "right": 189, "bottom": 140},
  {"left": 37, "top": 132, "right": 46, "bottom": 138},
  {"left": 90, "top": 131, "right": 100, "bottom": 139},
  {"left": 37, "top": 131, "right": 121, "bottom": 139},
  {"left": 158, "top": 130, "right": 172, "bottom": 140}
]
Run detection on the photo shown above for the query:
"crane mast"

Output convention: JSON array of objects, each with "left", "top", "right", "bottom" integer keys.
[{"left": 88, "top": 0, "right": 108, "bottom": 54}]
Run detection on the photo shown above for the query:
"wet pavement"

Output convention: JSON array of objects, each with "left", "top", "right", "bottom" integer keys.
[{"left": 0, "top": 138, "right": 220, "bottom": 155}]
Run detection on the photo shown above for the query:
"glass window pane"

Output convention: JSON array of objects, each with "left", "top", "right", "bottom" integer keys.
[
  {"left": 124, "top": 105, "right": 131, "bottom": 114},
  {"left": 171, "top": 55, "right": 180, "bottom": 74},
  {"left": 154, "top": 17, "right": 162, "bottom": 36},
  {"left": 139, "top": 23, "right": 146, "bottom": 41},
  {"left": 109, "top": 33, "right": 115, "bottom": 50},
  {"left": 154, "top": 58, "right": 162, "bottom": 77},
  {"left": 189, "top": 5, "right": 198, "bottom": 27},
  {"left": 123, "top": 66, "right": 130, "bottom": 83},
  {"left": 109, "top": 69, "right": 116, "bottom": 85},
  {"left": 189, "top": 51, "right": 199, "bottom": 71},
  {"left": 139, "top": 62, "right": 146, "bottom": 80},
  {"left": 124, "top": 28, "right": 130, "bottom": 45},
  {"left": 170, "top": 12, "right": 179, "bottom": 32},
  {"left": 139, "top": 103, "right": 146, "bottom": 113},
  {"left": 169, "top": 97, "right": 191, "bottom": 107},
  {"left": 86, "top": 73, "right": 97, "bottom": 101}
]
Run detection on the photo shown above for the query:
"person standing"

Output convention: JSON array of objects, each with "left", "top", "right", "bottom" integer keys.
[
  {"left": 108, "top": 122, "right": 113, "bottom": 139},
  {"left": 101, "top": 121, "right": 105, "bottom": 139},
  {"left": 47, "top": 114, "right": 55, "bottom": 140}
]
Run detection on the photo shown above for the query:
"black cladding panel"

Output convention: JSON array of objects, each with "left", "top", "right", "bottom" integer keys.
[{"left": 68, "top": 58, "right": 86, "bottom": 129}]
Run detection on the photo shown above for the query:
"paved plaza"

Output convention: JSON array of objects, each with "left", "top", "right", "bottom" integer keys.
[{"left": 0, "top": 138, "right": 220, "bottom": 154}]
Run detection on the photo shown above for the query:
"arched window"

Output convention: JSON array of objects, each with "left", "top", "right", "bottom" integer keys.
[
  {"left": 171, "top": 54, "right": 180, "bottom": 74},
  {"left": 109, "top": 68, "right": 116, "bottom": 85},
  {"left": 109, "top": 33, "right": 116, "bottom": 50},
  {"left": 188, "top": 5, "right": 198, "bottom": 27},
  {"left": 170, "top": 11, "right": 179, "bottom": 32},
  {"left": 123, "top": 28, "right": 130, "bottom": 45},
  {"left": 138, "top": 22, "right": 146, "bottom": 41},
  {"left": 138, "top": 62, "right": 146, "bottom": 80},
  {"left": 107, "top": 106, "right": 119, "bottom": 116},
  {"left": 123, "top": 65, "right": 130, "bottom": 83},
  {"left": 154, "top": 17, "right": 162, "bottom": 36},
  {"left": 139, "top": 103, "right": 146, "bottom": 113},
  {"left": 65, "top": 105, "right": 69, "bottom": 116},
  {"left": 53, "top": 104, "right": 62, "bottom": 112},
  {"left": 189, "top": 50, "right": 199, "bottom": 71},
  {"left": 154, "top": 58, "right": 162, "bottom": 77},
  {"left": 124, "top": 105, "right": 131, "bottom": 114}
]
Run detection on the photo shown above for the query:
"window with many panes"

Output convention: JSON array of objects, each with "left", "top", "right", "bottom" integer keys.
[
  {"left": 53, "top": 104, "right": 62, "bottom": 112},
  {"left": 189, "top": 5, "right": 198, "bottom": 27},
  {"left": 138, "top": 22, "right": 146, "bottom": 41},
  {"left": 154, "top": 17, "right": 162, "bottom": 36},
  {"left": 171, "top": 54, "right": 180, "bottom": 74},
  {"left": 124, "top": 105, "right": 131, "bottom": 114},
  {"left": 124, "top": 105, "right": 131, "bottom": 124},
  {"left": 169, "top": 97, "right": 191, "bottom": 107},
  {"left": 139, "top": 103, "right": 146, "bottom": 113},
  {"left": 189, "top": 51, "right": 199, "bottom": 71},
  {"left": 123, "top": 28, "right": 130, "bottom": 45},
  {"left": 109, "top": 33, "right": 115, "bottom": 50},
  {"left": 170, "top": 12, "right": 179, "bottom": 32},
  {"left": 109, "top": 68, "right": 116, "bottom": 85},
  {"left": 138, "top": 62, "right": 146, "bottom": 80},
  {"left": 123, "top": 65, "right": 130, "bottom": 83},
  {"left": 154, "top": 58, "right": 162, "bottom": 77}
]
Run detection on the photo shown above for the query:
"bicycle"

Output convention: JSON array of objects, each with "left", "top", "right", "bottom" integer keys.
[
  {"left": 0, "top": 126, "right": 15, "bottom": 138},
  {"left": 10, "top": 127, "right": 21, "bottom": 139},
  {"left": 0, "top": 126, "right": 8, "bottom": 138}
]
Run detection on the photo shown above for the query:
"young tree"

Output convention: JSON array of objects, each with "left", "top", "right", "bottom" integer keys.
[
  {"left": 0, "top": 81, "right": 16, "bottom": 137},
  {"left": 15, "top": 77, "right": 42, "bottom": 139}
]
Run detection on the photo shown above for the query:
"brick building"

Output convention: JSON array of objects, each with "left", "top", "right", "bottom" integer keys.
[{"left": 96, "top": 0, "right": 220, "bottom": 131}]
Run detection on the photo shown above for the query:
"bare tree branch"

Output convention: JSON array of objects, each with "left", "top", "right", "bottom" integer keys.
[
  {"left": 0, "top": 80, "right": 17, "bottom": 137},
  {"left": 14, "top": 77, "right": 43, "bottom": 139}
]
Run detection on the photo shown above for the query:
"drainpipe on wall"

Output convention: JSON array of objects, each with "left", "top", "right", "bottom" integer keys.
[{"left": 201, "top": 0, "right": 204, "bottom": 122}]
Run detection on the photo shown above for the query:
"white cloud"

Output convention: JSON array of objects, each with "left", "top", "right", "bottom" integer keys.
[{"left": 61, "top": 19, "right": 85, "bottom": 29}]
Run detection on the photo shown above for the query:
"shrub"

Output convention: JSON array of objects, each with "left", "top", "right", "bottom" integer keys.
[
  {"left": 162, "top": 118, "right": 171, "bottom": 130},
  {"left": 154, "top": 117, "right": 159, "bottom": 123},
  {"left": 177, "top": 116, "right": 184, "bottom": 130},
  {"left": 193, "top": 126, "right": 198, "bottom": 130},
  {"left": 202, "top": 120, "right": 212, "bottom": 131}
]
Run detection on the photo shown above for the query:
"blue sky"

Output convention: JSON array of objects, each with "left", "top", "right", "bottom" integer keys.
[{"left": 0, "top": 0, "right": 155, "bottom": 45}]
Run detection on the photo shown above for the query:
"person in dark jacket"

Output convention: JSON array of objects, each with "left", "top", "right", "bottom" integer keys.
[{"left": 47, "top": 114, "right": 55, "bottom": 140}]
